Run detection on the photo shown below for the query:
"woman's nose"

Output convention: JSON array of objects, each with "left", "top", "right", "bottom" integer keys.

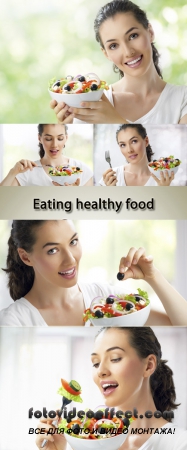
[
  {"left": 61, "top": 249, "right": 76, "bottom": 267},
  {"left": 122, "top": 41, "right": 135, "bottom": 58},
  {"left": 97, "top": 362, "right": 110, "bottom": 378}
]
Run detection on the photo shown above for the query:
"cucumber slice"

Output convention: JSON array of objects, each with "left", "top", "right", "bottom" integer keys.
[{"left": 69, "top": 380, "right": 81, "bottom": 392}]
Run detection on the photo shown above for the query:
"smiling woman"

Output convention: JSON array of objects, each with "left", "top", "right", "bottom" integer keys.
[
  {"left": 0, "top": 124, "right": 93, "bottom": 186},
  {"left": 51, "top": 0, "right": 187, "bottom": 124},
  {"left": 0, "top": 220, "right": 187, "bottom": 327}
]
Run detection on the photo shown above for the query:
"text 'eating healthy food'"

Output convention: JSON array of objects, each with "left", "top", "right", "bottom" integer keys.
[{"left": 49, "top": 73, "right": 109, "bottom": 94}]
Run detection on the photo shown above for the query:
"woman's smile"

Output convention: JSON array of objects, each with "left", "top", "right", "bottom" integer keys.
[
  {"left": 100, "top": 12, "right": 153, "bottom": 76},
  {"left": 58, "top": 266, "right": 77, "bottom": 280},
  {"left": 125, "top": 54, "right": 143, "bottom": 69}
]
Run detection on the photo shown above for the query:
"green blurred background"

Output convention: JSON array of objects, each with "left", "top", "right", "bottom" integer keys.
[{"left": 0, "top": 0, "right": 187, "bottom": 123}]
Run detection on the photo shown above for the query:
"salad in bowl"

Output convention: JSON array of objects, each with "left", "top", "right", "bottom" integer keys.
[
  {"left": 59, "top": 407, "right": 132, "bottom": 450},
  {"left": 48, "top": 165, "right": 83, "bottom": 185},
  {"left": 48, "top": 73, "right": 109, "bottom": 107},
  {"left": 148, "top": 156, "right": 181, "bottom": 179},
  {"left": 83, "top": 289, "right": 150, "bottom": 326}
]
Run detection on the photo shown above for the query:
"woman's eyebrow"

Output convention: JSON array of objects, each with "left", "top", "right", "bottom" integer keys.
[
  {"left": 42, "top": 233, "right": 78, "bottom": 249},
  {"left": 91, "top": 346, "right": 125, "bottom": 356},
  {"left": 44, "top": 133, "right": 65, "bottom": 137},
  {"left": 105, "top": 27, "right": 139, "bottom": 43}
]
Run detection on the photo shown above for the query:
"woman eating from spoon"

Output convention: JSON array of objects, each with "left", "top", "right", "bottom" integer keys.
[
  {"left": 50, "top": 0, "right": 187, "bottom": 124},
  {"left": 0, "top": 124, "right": 93, "bottom": 186}
]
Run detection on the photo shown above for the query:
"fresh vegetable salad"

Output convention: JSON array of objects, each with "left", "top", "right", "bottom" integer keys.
[
  {"left": 48, "top": 166, "right": 83, "bottom": 176},
  {"left": 148, "top": 156, "right": 181, "bottom": 171},
  {"left": 83, "top": 289, "right": 150, "bottom": 323},
  {"left": 49, "top": 73, "right": 109, "bottom": 94},
  {"left": 59, "top": 411, "right": 132, "bottom": 439}
]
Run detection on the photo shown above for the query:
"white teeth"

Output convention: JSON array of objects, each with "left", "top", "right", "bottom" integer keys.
[
  {"left": 102, "top": 383, "right": 118, "bottom": 389},
  {"left": 59, "top": 268, "right": 74, "bottom": 275},
  {"left": 126, "top": 56, "right": 141, "bottom": 65}
]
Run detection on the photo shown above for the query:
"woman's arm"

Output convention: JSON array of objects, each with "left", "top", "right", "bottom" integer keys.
[
  {"left": 179, "top": 114, "right": 187, "bottom": 124},
  {"left": 0, "top": 160, "right": 38, "bottom": 186},
  {"left": 84, "top": 177, "right": 94, "bottom": 186},
  {"left": 118, "top": 247, "right": 187, "bottom": 326}
]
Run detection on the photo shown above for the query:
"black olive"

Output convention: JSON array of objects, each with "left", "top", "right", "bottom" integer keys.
[
  {"left": 72, "top": 424, "right": 80, "bottom": 434},
  {"left": 78, "top": 76, "right": 85, "bottom": 82},
  {"left": 153, "top": 160, "right": 157, "bottom": 162},
  {"left": 95, "top": 310, "right": 104, "bottom": 318},
  {"left": 125, "top": 303, "right": 134, "bottom": 311},
  {"left": 106, "top": 297, "right": 114, "bottom": 304},
  {"left": 123, "top": 418, "right": 130, "bottom": 427},
  {"left": 76, "top": 167, "right": 80, "bottom": 170},
  {"left": 135, "top": 295, "right": 143, "bottom": 302},
  {"left": 64, "top": 85, "right": 71, "bottom": 91},
  {"left": 117, "top": 272, "right": 124, "bottom": 280},
  {"left": 53, "top": 81, "right": 61, "bottom": 87},
  {"left": 91, "top": 83, "right": 98, "bottom": 91},
  {"left": 175, "top": 158, "right": 179, "bottom": 161},
  {"left": 97, "top": 427, "right": 106, "bottom": 434}
]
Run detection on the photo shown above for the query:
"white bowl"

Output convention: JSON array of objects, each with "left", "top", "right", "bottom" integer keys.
[
  {"left": 148, "top": 165, "right": 179, "bottom": 180},
  {"left": 49, "top": 173, "right": 80, "bottom": 185},
  {"left": 90, "top": 303, "right": 150, "bottom": 327},
  {"left": 48, "top": 88, "right": 104, "bottom": 108},
  {"left": 65, "top": 430, "right": 128, "bottom": 450}
]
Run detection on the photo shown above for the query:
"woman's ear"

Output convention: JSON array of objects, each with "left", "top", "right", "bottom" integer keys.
[
  {"left": 148, "top": 23, "right": 155, "bottom": 43},
  {"left": 17, "top": 248, "right": 33, "bottom": 267},
  {"left": 38, "top": 133, "right": 42, "bottom": 143},
  {"left": 143, "top": 354, "right": 157, "bottom": 378}
]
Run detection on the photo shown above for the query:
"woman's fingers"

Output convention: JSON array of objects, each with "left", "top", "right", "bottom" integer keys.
[
  {"left": 103, "top": 168, "right": 117, "bottom": 186},
  {"left": 151, "top": 170, "right": 174, "bottom": 186},
  {"left": 50, "top": 101, "right": 74, "bottom": 123},
  {"left": 119, "top": 247, "right": 146, "bottom": 272}
]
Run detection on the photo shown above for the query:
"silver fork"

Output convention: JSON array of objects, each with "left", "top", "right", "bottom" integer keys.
[{"left": 105, "top": 150, "right": 112, "bottom": 168}]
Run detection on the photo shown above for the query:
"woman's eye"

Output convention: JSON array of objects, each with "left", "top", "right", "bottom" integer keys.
[
  {"left": 129, "top": 33, "right": 138, "bottom": 40},
  {"left": 47, "top": 248, "right": 58, "bottom": 255},
  {"left": 70, "top": 238, "right": 78, "bottom": 246},
  {"left": 109, "top": 43, "right": 118, "bottom": 50},
  {"left": 132, "top": 139, "right": 138, "bottom": 144},
  {"left": 120, "top": 144, "right": 125, "bottom": 148},
  {"left": 111, "top": 357, "right": 122, "bottom": 363},
  {"left": 45, "top": 139, "right": 52, "bottom": 142},
  {"left": 58, "top": 138, "right": 64, "bottom": 141},
  {"left": 92, "top": 362, "right": 100, "bottom": 368}
]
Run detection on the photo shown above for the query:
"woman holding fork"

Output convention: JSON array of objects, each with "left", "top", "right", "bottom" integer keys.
[
  {"left": 99, "top": 124, "right": 175, "bottom": 186},
  {"left": 0, "top": 124, "right": 93, "bottom": 186}
]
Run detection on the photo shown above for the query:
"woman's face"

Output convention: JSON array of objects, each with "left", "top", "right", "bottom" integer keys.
[
  {"left": 117, "top": 128, "right": 148, "bottom": 164},
  {"left": 91, "top": 329, "right": 152, "bottom": 409},
  {"left": 38, "top": 124, "right": 68, "bottom": 159},
  {"left": 18, "top": 221, "right": 82, "bottom": 288},
  {"left": 100, "top": 12, "right": 154, "bottom": 77}
]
